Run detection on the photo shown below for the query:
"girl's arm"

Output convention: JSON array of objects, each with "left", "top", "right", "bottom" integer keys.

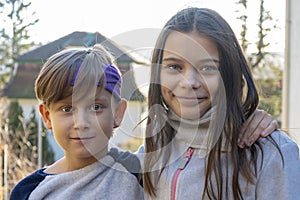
[{"left": 238, "top": 109, "right": 278, "bottom": 148}]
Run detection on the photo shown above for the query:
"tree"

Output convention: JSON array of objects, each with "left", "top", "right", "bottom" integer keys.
[
  {"left": 236, "top": 0, "right": 248, "bottom": 52},
  {"left": 26, "top": 107, "right": 55, "bottom": 166},
  {"left": 0, "top": 100, "right": 37, "bottom": 196},
  {"left": 236, "top": 0, "right": 277, "bottom": 68},
  {"left": 236, "top": 0, "right": 282, "bottom": 123},
  {"left": 7, "top": 100, "right": 33, "bottom": 159},
  {"left": 0, "top": 0, "right": 39, "bottom": 88},
  {"left": 7, "top": 101, "right": 55, "bottom": 166},
  {"left": 1, "top": 100, "right": 55, "bottom": 197},
  {"left": 7, "top": 100, "right": 23, "bottom": 133}
]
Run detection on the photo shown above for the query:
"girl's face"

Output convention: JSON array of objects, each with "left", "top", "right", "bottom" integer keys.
[{"left": 161, "top": 31, "right": 220, "bottom": 120}]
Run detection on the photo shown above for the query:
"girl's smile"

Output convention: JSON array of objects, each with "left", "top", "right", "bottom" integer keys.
[{"left": 174, "top": 95, "right": 208, "bottom": 105}]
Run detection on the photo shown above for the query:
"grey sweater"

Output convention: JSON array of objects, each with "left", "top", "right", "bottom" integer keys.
[
  {"left": 144, "top": 110, "right": 300, "bottom": 200},
  {"left": 28, "top": 148, "right": 144, "bottom": 200}
]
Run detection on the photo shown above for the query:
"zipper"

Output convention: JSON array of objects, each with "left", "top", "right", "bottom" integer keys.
[{"left": 171, "top": 147, "right": 195, "bottom": 200}]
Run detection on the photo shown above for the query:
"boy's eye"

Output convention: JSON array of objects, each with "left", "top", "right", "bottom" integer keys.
[
  {"left": 90, "top": 104, "right": 103, "bottom": 111},
  {"left": 167, "top": 64, "right": 182, "bottom": 71},
  {"left": 62, "top": 106, "right": 72, "bottom": 113}
]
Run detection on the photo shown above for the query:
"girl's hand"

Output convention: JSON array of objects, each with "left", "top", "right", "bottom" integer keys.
[{"left": 238, "top": 109, "right": 278, "bottom": 148}]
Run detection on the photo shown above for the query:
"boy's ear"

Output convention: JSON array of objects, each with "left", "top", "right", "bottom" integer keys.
[
  {"left": 114, "top": 99, "right": 127, "bottom": 128},
  {"left": 39, "top": 103, "right": 52, "bottom": 129}
]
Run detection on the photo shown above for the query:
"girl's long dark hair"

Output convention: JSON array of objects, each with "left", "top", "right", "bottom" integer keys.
[{"left": 144, "top": 7, "right": 275, "bottom": 199}]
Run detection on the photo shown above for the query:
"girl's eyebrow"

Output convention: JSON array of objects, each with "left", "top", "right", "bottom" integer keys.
[
  {"left": 197, "top": 58, "right": 220, "bottom": 64},
  {"left": 162, "top": 57, "right": 219, "bottom": 63}
]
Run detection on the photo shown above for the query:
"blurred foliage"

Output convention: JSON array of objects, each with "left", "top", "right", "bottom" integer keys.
[
  {"left": 236, "top": 0, "right": 279, "bottom": 68},
  {"left": 26, "top": 106, "right": 55, "bottom": 165},
  {"left": 118, "top": 137, "right": 144, "bottom": 153},
  {"left": 254, "top": 55, "right": 283, "bottom": 126},
  {"left": 0, "top": 0, "right": 39, "bottom": 88},
  {"left": 236, "top": 0, "right": 283, "bottom": 126},
  {"left": 0, "top": 99, "right": 54, "bottom": 198}
]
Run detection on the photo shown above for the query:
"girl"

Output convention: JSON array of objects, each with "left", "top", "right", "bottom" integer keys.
[{"left": 143, "top": 7, "right": 300, "bottom": 200}]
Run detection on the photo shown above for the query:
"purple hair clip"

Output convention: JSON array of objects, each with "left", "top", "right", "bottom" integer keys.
[
  {"left": 70, "top": 61, "right": 81, "bottom": 86},
  {"left": 102, "top": 63, "right": 122, "bottom": 100},
  {"left": 68, "top": 61, "right": 122, "bottom": 100}
]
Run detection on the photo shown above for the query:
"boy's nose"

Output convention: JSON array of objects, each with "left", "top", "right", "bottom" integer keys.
[{"left": 73, "top": 111, "right": 89, "bottom": 129}]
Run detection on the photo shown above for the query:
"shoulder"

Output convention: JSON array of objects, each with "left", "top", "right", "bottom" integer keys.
[
  {"left": 260, "top": 130, "right": 299, "bottom": 151},
  {"left": 108, "top": 147, "right": 141, "bottom": 175},
  {"left": 258, "top": 130, "right": 300, "bottom": 165},
  {"left": 10, "top": 168, "right": 48, "bottom": 200},
  {"left": 107, "top": 148, "right": 143, "bottom": 186}
]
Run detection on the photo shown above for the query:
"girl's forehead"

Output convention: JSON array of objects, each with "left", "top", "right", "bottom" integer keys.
[{"left": 163, "top": 32, "right": 219, "bottom": 63}]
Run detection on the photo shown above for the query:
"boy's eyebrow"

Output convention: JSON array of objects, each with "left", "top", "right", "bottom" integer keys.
[
  {"left": 162, "top": 57, "right": 182, "bottom": 62},
  {"left": 94, "top": 97, "right": 109, "bottom": 102},
  {"left": 94, "top": 94, "right": 110, "bottom": 102}
]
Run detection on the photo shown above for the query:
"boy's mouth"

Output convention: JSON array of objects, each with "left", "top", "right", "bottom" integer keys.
[{"left": 70, "top": 136, "right": 94, "bottom": 141}]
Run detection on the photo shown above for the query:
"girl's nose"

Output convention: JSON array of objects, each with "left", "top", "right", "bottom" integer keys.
[{"left": 180, "top": 68, "right": 202, "bottom": 89}]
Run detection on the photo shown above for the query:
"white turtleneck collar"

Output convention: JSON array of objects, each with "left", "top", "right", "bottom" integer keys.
[{"left": 167, "top": 107, "right": 230, "bottom": 153}]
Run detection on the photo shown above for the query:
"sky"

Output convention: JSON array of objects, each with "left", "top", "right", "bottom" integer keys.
[
  {"left": 22, "top": 0, "right": 285, "bottom": 97},
  {"left": 1, "top": 0, "right": 287, "bottom": 146},
  {"left": 1, "top": 0, "right": 285, "bottom": 94},
  {"left": 26, "top": 0, "right": 285, "bottom": 52}
]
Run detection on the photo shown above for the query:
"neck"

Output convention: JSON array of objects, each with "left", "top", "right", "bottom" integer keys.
[
  {"left": 168, "top": 109, "right": 211, "bottom": 149},
  {"left": 45, "top": 149, "right": 108, "bottom": 174},
  {"left": 167, "top": 107, "right": 230, "bottom": 152}
]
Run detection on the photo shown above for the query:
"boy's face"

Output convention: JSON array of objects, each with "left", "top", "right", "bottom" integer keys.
[{"left": 39, "top": 89, "right": 126, "bottom": 161}]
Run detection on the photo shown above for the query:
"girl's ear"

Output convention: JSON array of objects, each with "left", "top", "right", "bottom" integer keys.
[
  {"left": 39, "top": 103, "right": 52, "bottom": 129},
  {"left": 114, "top": 99, "right": 127, "bottom": 128}
]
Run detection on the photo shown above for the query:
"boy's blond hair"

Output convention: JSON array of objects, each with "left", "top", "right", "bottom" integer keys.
[{"left": 35, "top": 44, "right": 120, "bottom": 107}]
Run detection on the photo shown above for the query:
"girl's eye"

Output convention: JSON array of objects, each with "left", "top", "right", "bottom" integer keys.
[
  {"left": 200, "top": 65, "right": 218, "bottom": 71},
  {"left": 62, "top": 106, "right": 72, "bottom": 113},
  {"left": 91, "top": 104, "right": 103, "bottom": 111}
]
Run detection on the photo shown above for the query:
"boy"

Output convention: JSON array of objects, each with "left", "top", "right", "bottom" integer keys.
[{"left": 10, "top": 44, "right": 143, "bottom": 200}]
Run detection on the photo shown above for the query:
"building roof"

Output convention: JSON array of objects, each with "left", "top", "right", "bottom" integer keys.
[
  {"left": 1, "top": 31, "right": 145, "bottom": 101},
  {"left": 1, "top": 63, "right": 40, "bottom": 99},
  {"left": 15, "top": 31, "right": 144, "bottom": 64}
]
